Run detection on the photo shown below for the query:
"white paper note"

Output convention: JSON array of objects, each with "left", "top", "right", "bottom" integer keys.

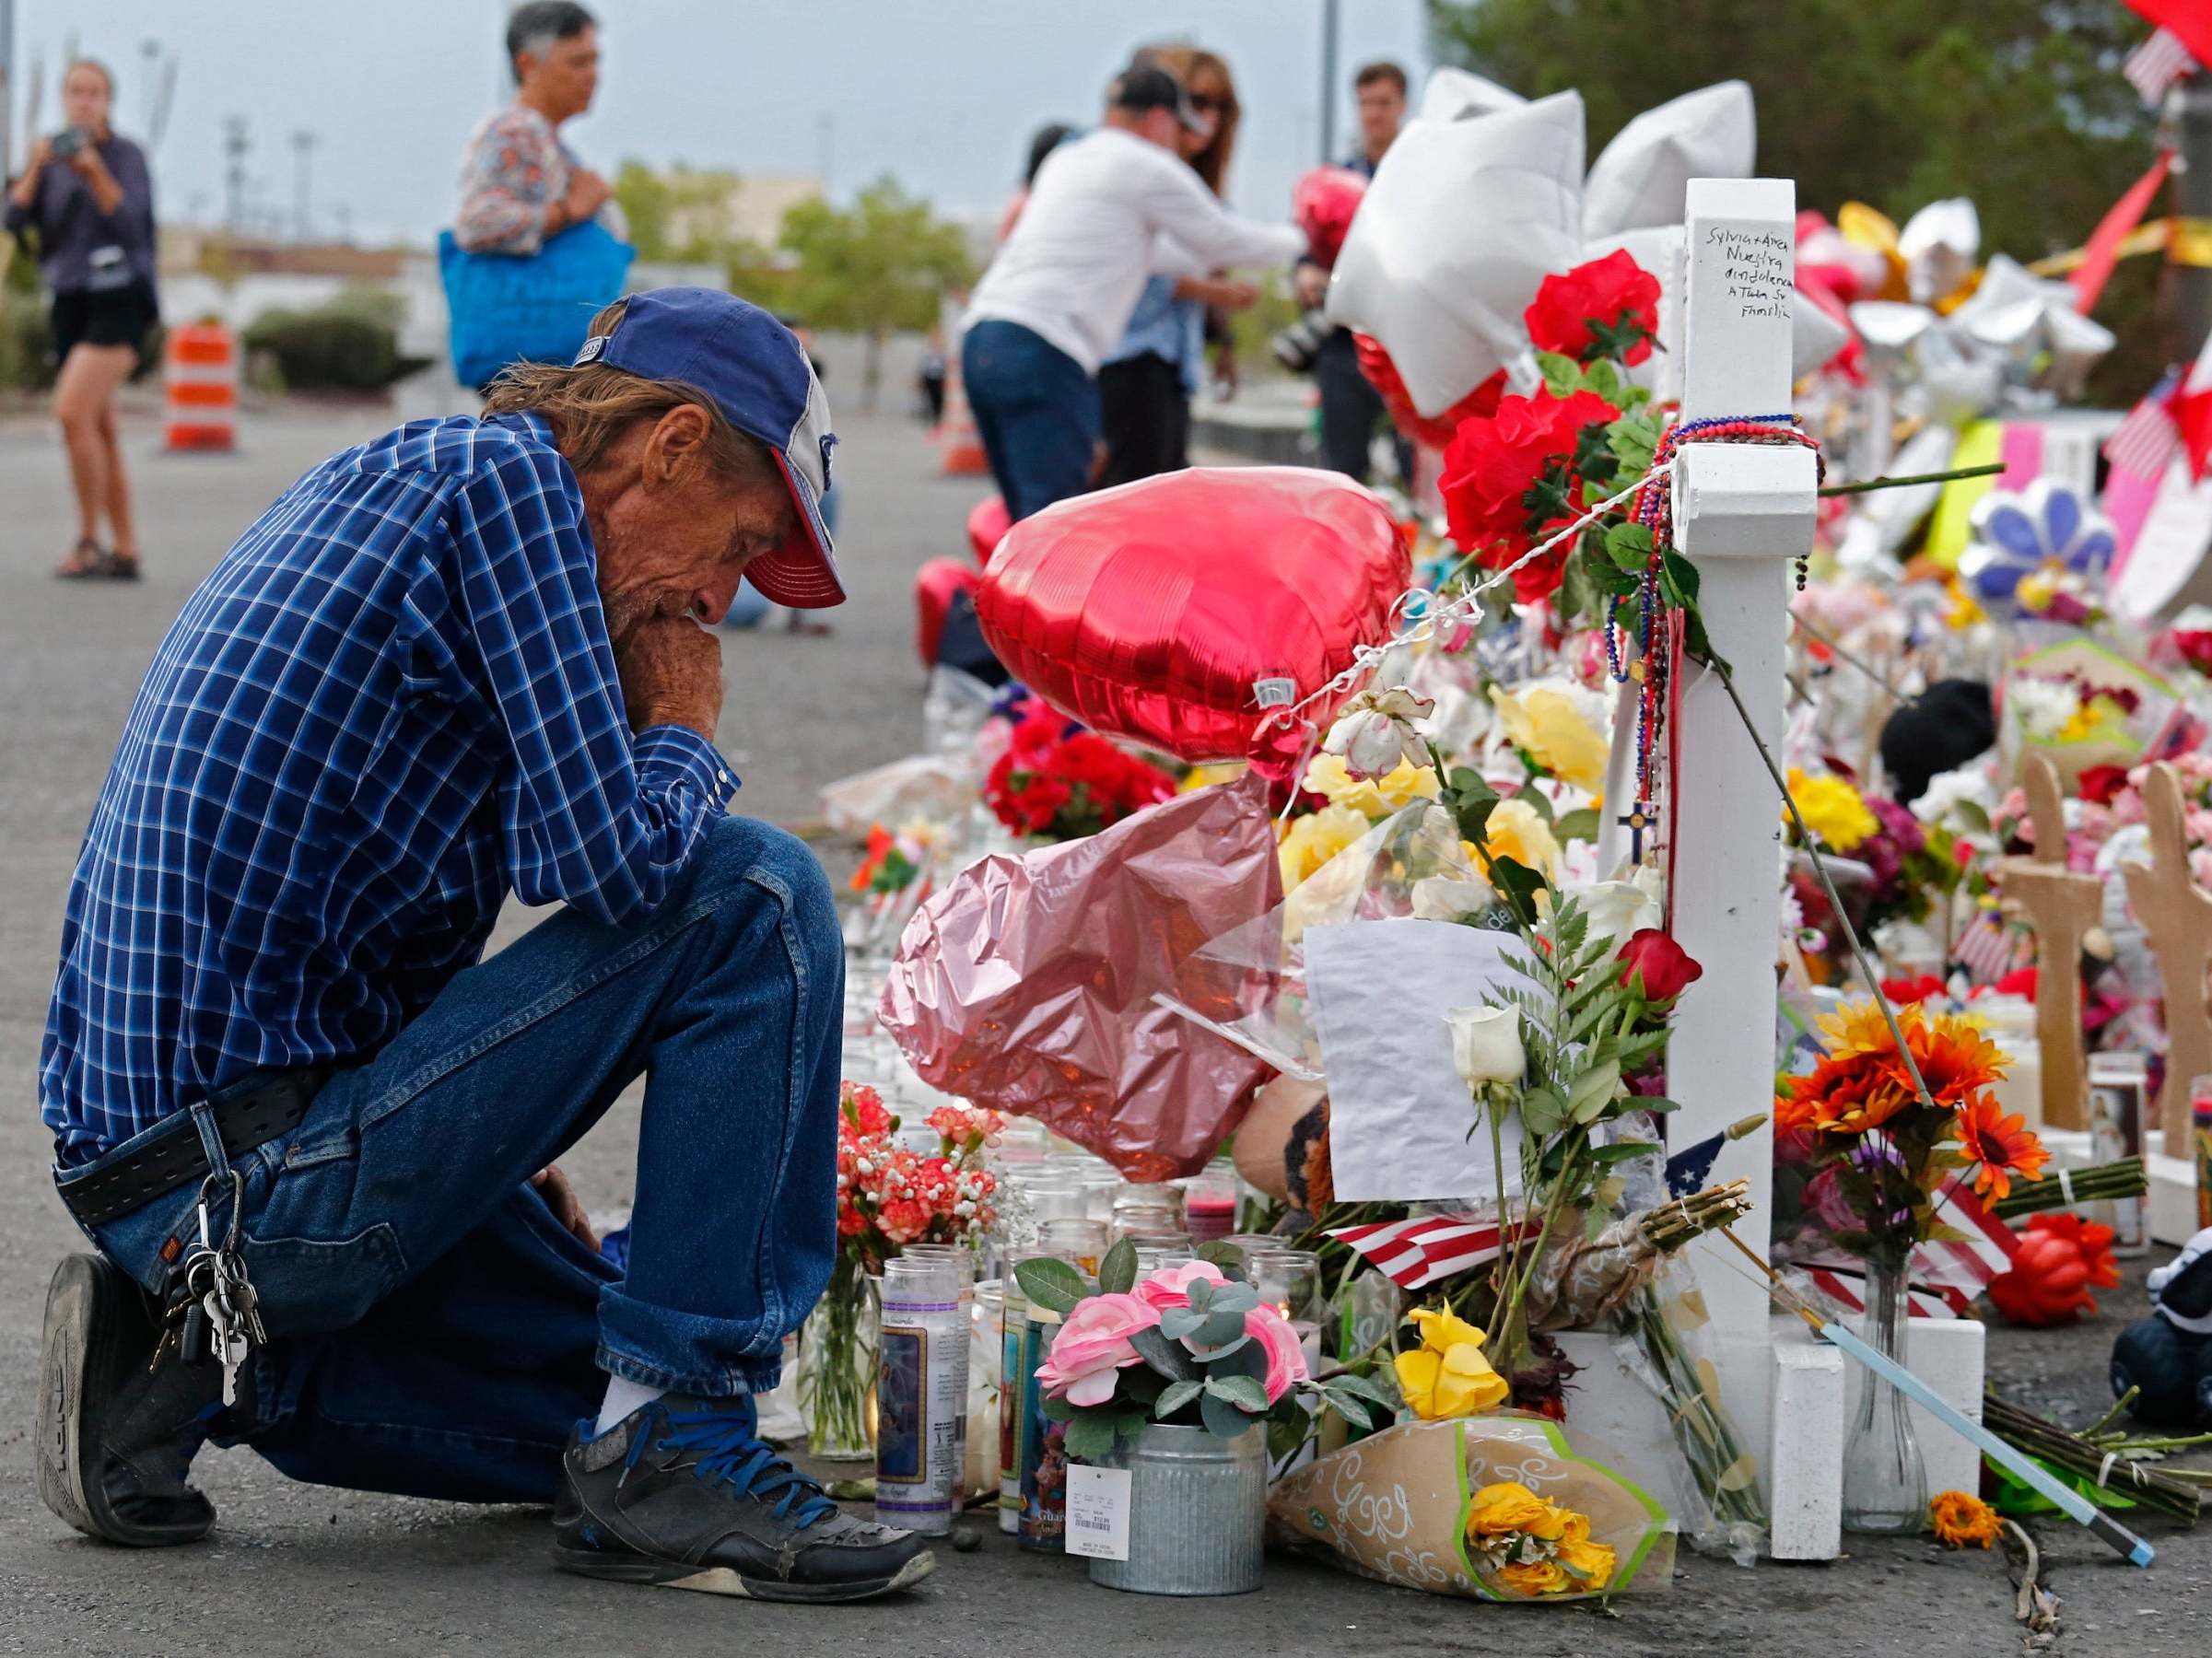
[
  {"left": 1303, "top": 917, "right": 1528, "bottom": 1203},
  {"left": 2113, "top": 454, "right": 2212, "bottom": 622},
  {"left": 1063, "top": 1465, "right": 1132, "bottom": 1560}
]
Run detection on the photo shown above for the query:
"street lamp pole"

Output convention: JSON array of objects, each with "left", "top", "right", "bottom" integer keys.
[
  {"left": 2171, "top": 75, "right": 2212, "bottom": 361},
  {"left": 1317, "top": 0, "right": 1340, "bottom": 165}
]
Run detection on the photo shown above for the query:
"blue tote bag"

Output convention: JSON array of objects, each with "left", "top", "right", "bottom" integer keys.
[{"left": 439, "top": 219, "right": 636, "bottom": 390}]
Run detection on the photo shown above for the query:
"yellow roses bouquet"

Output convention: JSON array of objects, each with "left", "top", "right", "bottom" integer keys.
[{"left": 1465, "top": 1479, "right": 1617, "bottom": 1595}]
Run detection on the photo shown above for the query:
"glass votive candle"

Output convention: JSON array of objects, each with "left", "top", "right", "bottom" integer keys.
[
  {"left": 1179, "top": 1159, "right": 1240, "bottom": 1243},
  {"left": 1247, "top": 1248, "right": 1323, "bottom": 1324},
  {"left": 1036, "top": 1217, "right": 1110, "bottom": 1274},
  {"left": 1112, "top": 1183, "right": 1187, "bottom": 1241}
]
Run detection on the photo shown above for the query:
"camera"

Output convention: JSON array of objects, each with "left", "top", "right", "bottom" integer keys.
[
  {"left": 1270, "top": 307, "right": 1331, "bottom": 374},
  {"left": 50, "top": 127, "right": 88, "bottom": 161}
]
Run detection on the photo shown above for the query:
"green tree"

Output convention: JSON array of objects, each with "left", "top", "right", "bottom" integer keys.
[
  {"left": 612, "top": 159, "right": 767, "bottom": 264},
  {"left": 1428, "top": 1, "right": 2167, "bottom": 397},
  {"left": 777, "top": 176, "right": 975, "bottom": 410}
]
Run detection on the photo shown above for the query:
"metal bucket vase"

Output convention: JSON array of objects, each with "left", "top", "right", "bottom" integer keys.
[{"left": 1088, "top": 1424, "right": 1268, "bottom": 1596}]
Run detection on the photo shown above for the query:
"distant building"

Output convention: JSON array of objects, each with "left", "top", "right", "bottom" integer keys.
[{"left": 658, "top": 168, "right": 823, "bottom": 254}]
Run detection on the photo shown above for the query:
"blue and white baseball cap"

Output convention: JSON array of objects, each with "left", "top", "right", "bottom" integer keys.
[{"left": 574, "top": 287, "right": 843, "bottom": 608}]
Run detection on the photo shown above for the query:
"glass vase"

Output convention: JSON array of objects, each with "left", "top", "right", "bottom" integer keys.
[
  {"left": 1841, "top": 1256, "right": 1926, "bottom": 1535},
  {"left": 800, "top": 1264, "right": 880, "bottom": 1461}
]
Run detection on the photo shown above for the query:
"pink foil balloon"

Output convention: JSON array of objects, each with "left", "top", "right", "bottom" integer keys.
[{"left": 974, "top": 466, "right": 1412, "bottom": 763}]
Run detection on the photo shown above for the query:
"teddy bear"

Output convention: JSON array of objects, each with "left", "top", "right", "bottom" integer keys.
[{"left": 2111, "top": 1225, "right": 2212, "bottom": 1429}]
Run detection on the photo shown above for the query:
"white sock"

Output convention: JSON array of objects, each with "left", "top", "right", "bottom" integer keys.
[{"left": 596, "top": 1375, "right": 665, "bottom": 1436}]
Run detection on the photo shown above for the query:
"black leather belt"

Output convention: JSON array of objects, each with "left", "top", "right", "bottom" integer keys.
[{"left": 58, "top": 1069, "right": 327, "bottom": 1229}]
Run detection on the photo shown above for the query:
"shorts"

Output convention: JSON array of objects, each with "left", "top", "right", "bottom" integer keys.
[{"left": 50, "top": 280, "right": 158, "bottom": 363}]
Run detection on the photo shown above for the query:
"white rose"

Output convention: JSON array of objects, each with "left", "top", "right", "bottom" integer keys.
[
  {"left": 1445, "top": 1004, "right": 1525, "bottom": 1088},
  {"left": 1323, "top": 708, "right": 1417, "bottom": 780}
]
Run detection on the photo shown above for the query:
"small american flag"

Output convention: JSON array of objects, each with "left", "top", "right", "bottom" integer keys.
[
  {"left": 1327, "top": 1213, "right": 1540, "bottom": 1290},
  {"left": 1805, "top": 1261, "right": 1965, "bottom": 1319},
  {"left": 1951, "top": 909, "right": 2032, "bottom": 987},
  {"left": 1918, "top": 1177, "right": 2020, "bottom": 1299},
  {"left": 2104, "top": 372, "right": 2183, "bottom": 479},
  {"left": 2126, "top": 28, "right": 2198, "bottom": 107}
]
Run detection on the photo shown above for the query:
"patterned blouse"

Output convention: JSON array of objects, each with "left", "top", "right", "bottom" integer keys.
[{"left": 453, "top": 103, "right": 578, "bottom": 255}]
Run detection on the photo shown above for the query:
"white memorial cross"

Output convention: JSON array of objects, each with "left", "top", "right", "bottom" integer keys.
[{"left": 1662, "top": 180, "right": 1822, "bottom": 1525}]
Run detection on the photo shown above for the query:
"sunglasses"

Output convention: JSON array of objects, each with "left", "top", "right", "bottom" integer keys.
[{"left": 1188, "top": 93, "right": 1228, "bottom": 115}]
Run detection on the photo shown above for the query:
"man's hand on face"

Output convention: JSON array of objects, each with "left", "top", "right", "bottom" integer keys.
[{"left": 612, "top": 610, "right": 724, "bottom": 741}]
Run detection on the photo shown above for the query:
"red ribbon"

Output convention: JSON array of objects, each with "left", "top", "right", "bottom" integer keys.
[{"left": 2071, "top": 149, "right": 2174, "bottom": 315}]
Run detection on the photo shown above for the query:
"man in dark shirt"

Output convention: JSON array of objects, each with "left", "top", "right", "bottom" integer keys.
[
  {"left": 1297, "top": 60, "right": 1410, "bottom": 483},
  {"left": 36, "top": 288, "right": 930, "bottom": 1602}
]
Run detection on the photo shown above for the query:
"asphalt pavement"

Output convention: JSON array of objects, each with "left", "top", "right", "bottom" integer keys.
[{"left": 0, "top": 391, "right": 2204, "bottom": 1655}]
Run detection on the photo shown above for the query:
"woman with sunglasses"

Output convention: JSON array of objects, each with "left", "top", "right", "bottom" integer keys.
[{"left": 1095, "top": 46, "right": 1256, "bottom": 488}]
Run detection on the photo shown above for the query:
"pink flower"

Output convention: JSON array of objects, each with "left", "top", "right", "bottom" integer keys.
[
  {"left": 1244, "top": 1305, "right": 1310, "bottom": 1405},
  {"left": 1035, "top": 1293, "right": 1162, "bottom": 1408},
  {"left": 1134, "top": 1259, "right": 1229, "bottom": 1313}
]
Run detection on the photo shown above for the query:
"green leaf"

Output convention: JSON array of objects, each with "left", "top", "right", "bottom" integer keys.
[
  {"left": 1207, "top": 1336, "right": 1269, "bottom": 1383},
  {"left": 1581, "top": 357, "right": 1625, "bottom": 403},
  {"left": 1535, "top": 349, "right": 1584, "bottom": 396},
  {"left": 1157, "top": 1306, "right": 1203, "bottom": 1341},
  {"left": 1063, "top": 1409, "right": 1118, "bottom": 1463},
  {"left": 1119, "top": 1365, "right": 1166, "bottom": 1405},
  {"left": 1661, "top": 548, "right": 1701, "bottom": 603},
  {"left": 1321, "top": 1387, "right": 1375, "bottom": 1430},
  {"left": 1196, "top": 1307, "right": 1252, "bottom": 1348},
  {"left": 1129, "top": 1325, "right": 1199, "bottom": 1382},
  {"left": 1014, "top": 1258, "right": 1087, "bottom": 1315},
  {"left": 1591, "top": 1139, "right": 1663, "bottom": 1163},
  {"left": 1327, "top": 1371, "right": 1399, "bottom": 1407},
  {"left": 1204, "top": 1374, "right": 1270, "bottom": 1413},
  {"left": 1154, "top": 1379, "right": 1204, "bottom": 1419},
  {"left": 1569, "top": 1060, "right": 1623, "bottom": 1123},
  {"left": 1601, "top": 520, "right": 1654, "bottom": 569},
  {"left": 1517, "top": 783, "right": 1554, "bottom": 824},
  {"left": 1196, "top": 1241, "right": 1249, "bottom": 1280},
  {"left": 1608, "top": 406, "right": 1663, "bottom": 475},
  {"left": 1096, "top": 1237, "right": 1138, "bottom": 1297},
  {"left": 1265, "top": 1409, "right": 1311, "bottom": 1461},
  {"left": 1208, "top": 1281, "right": 1259, "bottom": 1314},
  {"left": 1042, "top": 1390, "right": 1077, "bottom": 1423},
  {"left": 1488, "top": 855, "right": 1549, "bottom": 929},
  {"left": 1520, "top": 1086, "right": 1567, "bottom": 1137},
  {"left": 1201, "top": 1390, "right": 1257, "bottom": 1439}
]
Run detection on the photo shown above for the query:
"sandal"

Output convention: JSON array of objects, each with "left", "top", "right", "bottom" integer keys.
[
  {"left": 105, "top": 550, "right": 143, "bottom": 582},
  {"left": 55, "top": 538, "right": 109, "bottom": 579}
]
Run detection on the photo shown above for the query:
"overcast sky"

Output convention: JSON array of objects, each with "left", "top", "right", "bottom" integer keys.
[{"left": 9, "top": 1, "right": 1434, "bottom": 243}]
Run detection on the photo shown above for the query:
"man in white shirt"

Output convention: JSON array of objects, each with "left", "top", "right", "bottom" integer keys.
[{"left": 961, "top": 64, "right": 1305, "bottom": 520}]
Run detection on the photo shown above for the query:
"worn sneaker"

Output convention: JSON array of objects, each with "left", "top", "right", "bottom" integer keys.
[
  {"left": 38, "top": 1254, "right": 220, "bottom": 1547},
  {"left": 552, "top": 1394, "right": 934, "bottom": 1602}
]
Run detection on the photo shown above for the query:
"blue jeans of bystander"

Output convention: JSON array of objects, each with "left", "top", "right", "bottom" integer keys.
[
  {"left": 960, "top": 318, "right": 1100, "bottom": 521},
  {"left": 59, "top": 814, "right": 843, "bottom": 1505}
]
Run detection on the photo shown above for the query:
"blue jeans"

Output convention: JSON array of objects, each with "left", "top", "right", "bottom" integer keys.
[
  {"left": 961, "top": 319, "right": 1099, "bottom": 520},
  {"left": 58, "top": 815, "right": 844, "bottom": 1504}
]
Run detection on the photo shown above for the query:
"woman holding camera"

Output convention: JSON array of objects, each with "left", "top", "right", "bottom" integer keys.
[{"left": 5, "top": 60, "right": 158, "bottom": 580}]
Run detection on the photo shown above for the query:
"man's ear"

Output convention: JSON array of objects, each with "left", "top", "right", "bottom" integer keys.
[{"left": 644, "top": 404, "right": 713, "bottom": 486}]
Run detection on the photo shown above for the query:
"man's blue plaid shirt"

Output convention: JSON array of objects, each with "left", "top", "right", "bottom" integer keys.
[{"left": 41, "top": 413, "right": 737, "bottom": 1162}]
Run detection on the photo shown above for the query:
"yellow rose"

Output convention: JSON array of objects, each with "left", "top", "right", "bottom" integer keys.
[
  {"left": 1278, "top": 805, "right": 1374, "bottom": 892},
  {"left": 1490, "top": 687, "right": 1609, "bottom": 790},
  {"left": 1557, "top": 1534, "right": 1617, "bottom": 1589},
  {"left": 1178, "top": 761, "right": 1246, "bottom": 793},
  {"left": 1497, "top": 1559, "right": 1571, "bottom": 1596},
  {"left": 1476, "top": 798, "right": 1561, "bottom": 881},
  {"left": 1465, "top": 1481, "right": 1552, "bottom": 1536},
  {"left": 1785, "top": 767, "right": 1878, "bottom": 853},
  {"left": 1395, "top": 1309, "right": 1512, "bottom": 1419},
  {"left": 1302, "top": 753, "right": 1442, "bottom": 818}
]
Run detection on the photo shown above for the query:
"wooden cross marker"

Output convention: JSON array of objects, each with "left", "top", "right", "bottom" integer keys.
[
  {"left": 2120, "top": 761, "right": 2212, "bottom": 1148},
  {"left": 1994, "top": 753, "right": 2101, "bottom": 1131}
]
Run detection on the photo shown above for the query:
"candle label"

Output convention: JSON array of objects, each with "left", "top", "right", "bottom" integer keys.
[{"left": 1063, "top": 1465, "right": 1132, "bottom": 1561}]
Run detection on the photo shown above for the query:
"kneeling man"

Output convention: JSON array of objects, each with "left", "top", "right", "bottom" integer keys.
[{"left": 36, "top": 288, "right": 930, "bottom": 1602}]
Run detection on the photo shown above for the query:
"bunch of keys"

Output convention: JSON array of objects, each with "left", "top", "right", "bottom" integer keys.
[{"left": 173, "top": 1173, "right": 266, "bottom": 1407}]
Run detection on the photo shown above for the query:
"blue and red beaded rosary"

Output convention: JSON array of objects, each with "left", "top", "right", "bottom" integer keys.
[{"left": 1605, "top": 414, "right": 1825, "bottom": 862}]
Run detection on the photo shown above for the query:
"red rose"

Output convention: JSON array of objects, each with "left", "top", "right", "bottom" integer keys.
[
  {"left": 1524, "top": 249, "right": 1662, "bottom": 366},
  {"left": 1439, "top": 388, "right": 1620, "bottom": 602},
  {"left": 1616, "top": 928, "right": 1703, "bottom": 1002},
  {"left": 1354, "top": 335, "right": 1505, "bottom": 449},
  {"left": 2076, "top": 764, "right": 2130, "bottom": 806}
]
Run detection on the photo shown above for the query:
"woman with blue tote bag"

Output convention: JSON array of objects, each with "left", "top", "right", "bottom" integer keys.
[{"left": 443, "top": 3, "right": 633, "bottom": 391}]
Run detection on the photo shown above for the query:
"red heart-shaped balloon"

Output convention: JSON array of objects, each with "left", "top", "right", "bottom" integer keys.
[{"left": 976, "top": 467, "right": 1411, "bottom": 763}]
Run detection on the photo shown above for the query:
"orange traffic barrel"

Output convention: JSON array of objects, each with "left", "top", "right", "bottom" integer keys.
[
  {"left": 164, "top": 323, "right": 238, "bottom": 451},
  {"left": 936, "top": 344, "right": 988, "bottom": 477}
]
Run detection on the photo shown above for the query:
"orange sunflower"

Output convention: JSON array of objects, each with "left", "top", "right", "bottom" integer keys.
[
  {"left": 1786, "top": 1051, "right": 1914, "bottom": 1135},
  {"left": 1928, "top": 1489, "right": 2003, "bottom": 1548},
  {"left": 1954, "top": 1092, "right": 2049, "bottom": 1201},
  {"left": 1905, "top": 1015, "right": 2008, "bottom": 1109}
]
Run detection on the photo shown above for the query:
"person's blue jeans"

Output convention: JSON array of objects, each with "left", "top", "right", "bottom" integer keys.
[
  {"left": 961, "top": 319, "right": 1099, "bottom": 520},
  {"left": 58, "top": 814, "right": 844, "bottom": 1505}
]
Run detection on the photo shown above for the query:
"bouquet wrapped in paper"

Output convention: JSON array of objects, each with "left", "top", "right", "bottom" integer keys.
[{"left": 1268, "top": 1414, "right": 1675, "bottom": 1601}]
